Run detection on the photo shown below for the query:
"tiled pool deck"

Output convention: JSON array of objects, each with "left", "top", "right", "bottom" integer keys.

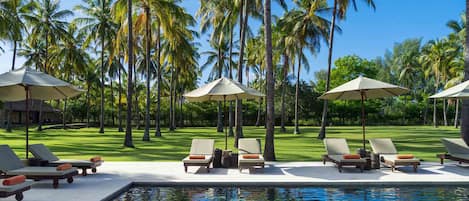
[{"left": 4, "top": 161, "right": 469, "bottom": 201}]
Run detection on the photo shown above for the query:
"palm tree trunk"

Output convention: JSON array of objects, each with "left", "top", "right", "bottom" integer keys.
[
  {"left": 38, "top": 31, "right": 49, "bottom": 132},
  {"left": 63, "top": 98, "right": 67, "bottom": 129},
  {"left": 86, "top": 83, "right": 91, "bottom": 127},
  {"left": 455, "top": 99, "right": 460, "bottom": 128},
  {"left": 294, "top": 51, "right": 301, "bottom": 134},
  {"left": 124, "top": 0, "right": 134, "bottom": 148},
  {"left": 169, "top": 65, "right": 175, "bottom": 131},
  {"left": 264, "top": 0, "right": 275, "bottom": 161},
  {"left": 118, "top": 57, "right": 124, "bottom": 132},
  {"left": 155, "top": 23, "right": 162, "bottom": 137},
  {"left": 433, "top": 85, "right": 438, "bottom": 128},
  {"left": 462, "top": 0, "right": 469, "bottom": 145},
  {"left": 280, "top": 53, "right": 288, "bottom": 133},
  {"left": 318, "top": 0, "right": 338, "bottom": 139},
  {"left": 235, "top": 0, "right": 248, "bottom": 147},
  {"left": 255, "top": 97, "right": 262, "bottom": 127},
  {"left": 443, "top": 99, "right": 448, "bottom": 126},
  {"left": 110, "top": 80, "right": 115, "bottom": 126},
  {"left": 228, "top": 21, "right": 235, "bottom": 137},
  {"left": 217, "top": 46, "right": 223, "bottom": 133},
  {"left": 99, "top": 8, "right": 105, "bottom": 133},
  {"left": 6, "top": 102, "right": 11, "bottom": 132},
  {"left": 134, "top": 66, "right": 140, "bottom": 130},
  {"left": 12, "top": 41, "right": 17, "bottom": 71},
  {"left": 143, "top": 6, "right": 151, "bottom": 141}
]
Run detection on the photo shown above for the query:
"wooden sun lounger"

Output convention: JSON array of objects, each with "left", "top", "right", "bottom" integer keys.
[
  {"left": 29, "top": 144, "right": 103, "bottom": 176},
  {"left": 238, "top": 139, "right": 265, "bottom": 173},
  {"left": 182, "top": 139, "right": 214, "bottom": 173},
  {"left": 369, "top": 138, "right": 420, "bottom": 172},
  {"left": 438, "top": 138, "right": 469, "bottom": 165},
  {"left": 0, "top": 145, "right": 78, "bottom": 188},
  {"left": 322, "top": 138, "right": 366, "bottom": 173},
  {"left": 0, "top": 179, "right": 33, "bottom": 201}
]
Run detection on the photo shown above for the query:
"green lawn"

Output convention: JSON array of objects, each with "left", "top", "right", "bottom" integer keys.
[{"left": 0, "top": 126, "right": 460, "bottom": 162}]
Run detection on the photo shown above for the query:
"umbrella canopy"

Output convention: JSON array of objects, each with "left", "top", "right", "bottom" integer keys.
[
  {"left": 319, "top": 76, "right": 409, "bottom": 100},
  {"left": 183, "top": 77, "right": 264, "bottom": 149},
  {"left": 319, "top": 76, "right": 409, "bottom": 150},
  {"left": 0, "top": 67, "right": 82, "bottom": 101},
  {"left": 430, "top": 80, "right": 469, "bottom": 99},
  {"left": 183, "top": 77, "right": 264, "bottom": 102},
  {"left": 0, "top": 67, "right": 83, "bottom": 158}
]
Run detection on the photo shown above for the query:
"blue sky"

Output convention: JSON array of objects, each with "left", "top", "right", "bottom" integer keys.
[{"left": 0, "top": 0, "right": 464, "bottom": 84}]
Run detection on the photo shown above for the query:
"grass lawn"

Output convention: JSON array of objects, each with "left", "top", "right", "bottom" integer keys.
[{"left": 0, "top": 126, "right": 460, "bottom": 162}]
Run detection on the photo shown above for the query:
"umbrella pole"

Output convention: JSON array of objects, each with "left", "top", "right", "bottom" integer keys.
[
  {"left": 361, "top": 91, "right": 366, "bottom": 150},
  {"left": 25, "top": 86, "right": 29, "bottom": 159},
  {"left": 224, "top": 96, "right": 227, "bottom": 150}
]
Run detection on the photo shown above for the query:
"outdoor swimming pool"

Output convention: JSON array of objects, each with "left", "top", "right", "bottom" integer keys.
[{"left": 111, "top": 185, "right": 469, "bottom": 201}]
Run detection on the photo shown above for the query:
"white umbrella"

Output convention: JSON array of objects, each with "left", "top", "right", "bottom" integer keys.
[
  {"left": 183, "top": 77, "right": 264, "bottom": 149},
  {"left": 319, "top": 76, "right": 409, "bottom": 150},
  {"left": 0, "top": 67, "right": 83, "bottom": 158},
  {"left": 430, "top": 80, "right": 469, "bottom": 99}
]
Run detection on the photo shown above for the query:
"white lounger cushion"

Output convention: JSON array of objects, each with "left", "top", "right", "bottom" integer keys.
[
  {"left": 328, "top": 155, "right": 366, "bottom": 163},
  {"left": 6, "top": 166, "right": 77, "bottom": 176},
  {"left": 380, "top": 154, "right": 420, "bottom": 163},
  {"left": 182, "top": 155, "right": 213, "bottom": 164}
]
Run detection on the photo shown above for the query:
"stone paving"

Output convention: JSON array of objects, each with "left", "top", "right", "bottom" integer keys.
[{"left": 3, "top": 161, "right": 469, "bottom": 201}]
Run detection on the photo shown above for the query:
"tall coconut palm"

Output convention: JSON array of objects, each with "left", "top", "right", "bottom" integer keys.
[
  {"left": 279, "top": 0, "right": 330, "bottom": 134},
  {"left": 75, "top": 0, "right": 116, "bottom": 133},
  {"left": 318, "top": 0, "right": 375, "bottom": 139},
  {"left": 420, "top": 39, "right": 459, "bottom": 127},
  {"left": 461, "top": 0, "right": 469, "bottom": 145},
  {"left": 125, "top": 0, "right": 134, "bottom": 147},
  {"left": 24, "top": 0, "right": 73, "bottom": 131}
]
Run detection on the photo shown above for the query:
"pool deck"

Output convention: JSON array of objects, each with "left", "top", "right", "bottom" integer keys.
[{"left": 4, "top": 161, "right": 469, "bottom": 201}]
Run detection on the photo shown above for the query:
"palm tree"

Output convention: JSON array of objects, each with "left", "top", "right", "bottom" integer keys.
[
  {"left": 24, "top": 0, "right": 73, "bottom": 131},
  {"left": 318, "top": 0, "right": 375, "bottom": 139},
  {"left": 279, "top": 0, "right": 330, "bottom": 134},
  {"left": 75, "top": 0, "right": 116, "bottom": 134},
  {"left": 461, "top": 0, "right": 469, "bottom": 145},
  {"left": 263, "top": 0, "right": 275, "bottom": 161},
  {"left": 420, "top": 39, "right": 459, "bottom": 127}
]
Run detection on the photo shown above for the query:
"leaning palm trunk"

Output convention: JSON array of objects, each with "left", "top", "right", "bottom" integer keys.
[
  {"left": 124, "top": 0, "right": 134, "bottom": 148},
  {"left": 228, "top": 22, "right": 235, "bottom": 137},
  {"left": 169, "top": 66, "right": 175, "bottom": 131},
  {"left": 294, "top": 52, "right": 301, "bottom": 134},
  {"left": 143, "top": 6, "right": 151, "bottom": 141},
  {"left": 318, "top": 0, "right": 338, "bottom": 140},
  {"left": 155, "top": 23, "right": 162, "bottom": 137},
  {"left": 443, "top": 99, "right": 448, "bottom": 126},
  {"left": 110, "top": 80, "right": 115, "bottom": 126},
  {"left": 263, "top": 0, "right": 275, "bottom": 161},
  {"left": 86, "top": 83, "right": 91, "bottom": 127},
  {"left": 455, "top": 99, "right": 460, "bottom": 128},
  {"left": 217, "top": 46, "right": 223, "bottom": 133},
  {"left": 118, "top": 57, "right": 123, "bottom": 132},
  {"left": 280, "top": 54, "right": 288, "bottom": 133},
  {"left": 99, "top": 23, "right": 105, "bottom": 134},
  {"left": 37, "top": 101, "right": 43, "bottom": 131},
  {"left": 235, "top": 0, "right": 248, "bottom": 147},
  {"left": 255, "top": 97, "right": 262, "bottom": 127},
  {"left": 433, "top": 84, "right": 438, "bottom": 128}
]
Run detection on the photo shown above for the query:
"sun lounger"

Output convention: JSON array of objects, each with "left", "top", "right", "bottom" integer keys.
[
  {"left": 0, "top": 145, "right": 78, "bottom": 188},
  {"left": 238, "top": 138, "right": 265, "bottom": 172},
  {"left": 29, "top": 144, "right": 103, "bottom": 176},
  {"left": 438, "top": 138, "right": 469, "bottom": 164},
  {"left": 0, "top": 177, "right": 33, "bottom": 201},
  {"left": 182, "top": 139, "right": 214, "bottom": 173},
  {"left": 322, "top": 138, "right": 366, "bottom": 172},
  {"left": 369, "top": 138, "right": 420, "bottom": 172}
]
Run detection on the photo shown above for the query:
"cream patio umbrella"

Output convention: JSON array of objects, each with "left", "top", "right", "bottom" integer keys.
[
  {"left": 430, "top": 80, "right": 469, "bottom": 99},
  {"left": 319, "top": 76, "right": 409, "bottom": 150},
  {"left": 183, "top": 77, "right": 264, "bottom": 149},
  {"left": 0, "top": 67, "right": 83, "bottom": 158}
]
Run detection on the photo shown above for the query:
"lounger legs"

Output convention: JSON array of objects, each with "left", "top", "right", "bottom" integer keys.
[
  {"left": 67, "top": 177, "right": 74, "bottom": 184},
  {"left": 92, "top": 168, "right": 97, "bottom": 173},
  {"left": 53, "top": 179, "right": 59, "bottom": 189},
  {"left": 184, "top": 165, "right": 188, "bottom": 173},
  {"left": 15, "top": 192, "right": 23, "bottom": 201},
  {"left": 81, "top": 168, "right": 87, "bottom": 176}
]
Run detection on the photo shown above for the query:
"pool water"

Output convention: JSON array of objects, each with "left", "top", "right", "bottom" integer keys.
[{"left": 113, "top": 186, "right": 469, "bottom": 201}]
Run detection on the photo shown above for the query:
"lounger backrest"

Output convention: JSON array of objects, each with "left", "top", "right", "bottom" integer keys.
[
  {"left": 441, "top": 138, "right": 469, "bottom": 155},
  {"left": 0, "top": 145, "right": 25, "bottom": 171},
  {"left": 238, "top": 138, "right": 261, "bottom": 154},
  {"left": 29, "top": 144, "right": 60, "bottom": 162},
  {"left": 324, "top": 138, "right": 350, "bottom": 155},
  {"left": 369, "top": 138, "right": 398, "bottom": 154},
  {"left": 189, "top": 139, "right": 214, "bottom": 155}
]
